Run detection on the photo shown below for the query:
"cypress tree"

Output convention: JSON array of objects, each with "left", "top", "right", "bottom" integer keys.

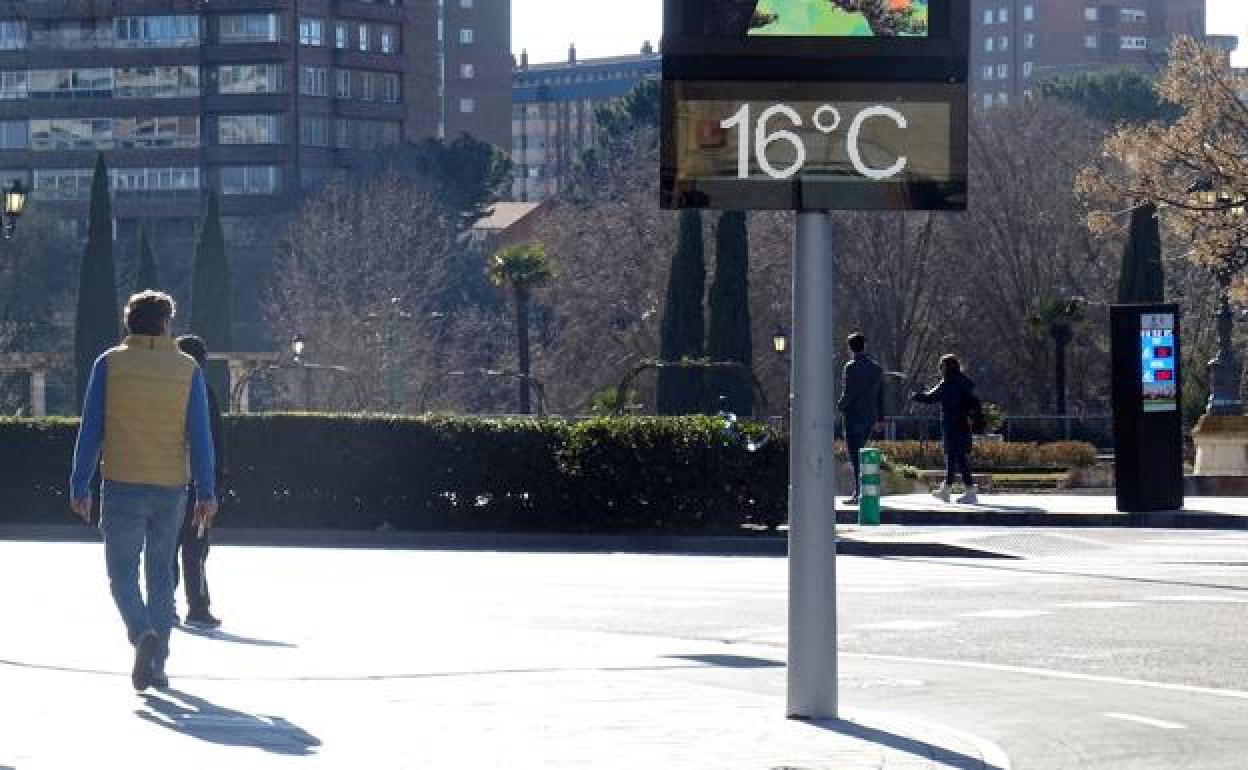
[
  {"left": 706, "top": 211, "right": 754, "bottom": 416},
  {"left": 133, "top": 223, "right": 160, "bottom": 294},
  {"left": 1119, "top": 203, "right": 1164, "bottom": 304},
  {"left": 74, "top": 154, "right": 119, "bottom": 409},
  {"left": 657, "top": 209, "right": 706, "bottom": 415},
  {"left": 190, "top": 191, "right": 232, "bottom": 395}
]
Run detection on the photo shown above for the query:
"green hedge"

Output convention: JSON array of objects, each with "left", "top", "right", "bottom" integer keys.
[{"left": 0, "top": 416, "right": 1096, "bottom": 532}]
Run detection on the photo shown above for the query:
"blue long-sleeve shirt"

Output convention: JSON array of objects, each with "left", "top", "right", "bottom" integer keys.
[{"left": 70, "top": 357, "right": 217, "bottom": 501}]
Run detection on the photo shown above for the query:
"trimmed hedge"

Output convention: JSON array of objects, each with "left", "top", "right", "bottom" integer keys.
[{"left": 0, "top": 416, "right": 1095, "bottom": 532}]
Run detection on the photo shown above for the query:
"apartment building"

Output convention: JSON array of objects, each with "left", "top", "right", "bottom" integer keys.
[
  {"left": 0, "top": 0, "right": 508, "bottom": 345},
  {"left": 972, "top": 0, "right": 1207, "bottom": 109},
  {"left": 512, "top": 43, "right": 661, "bottom": 201}
]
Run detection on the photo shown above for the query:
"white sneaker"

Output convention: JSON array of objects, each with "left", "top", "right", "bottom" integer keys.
[
  {"left": 931, "top": 483, "right": 951, "bottom": 503},
  {"left": 956, "top": 485, "right": 979, "bottom": 505}
]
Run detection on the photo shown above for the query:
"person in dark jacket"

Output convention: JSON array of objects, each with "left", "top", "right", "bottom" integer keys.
[
  {"left": 173, "top": 335, "right": 226, "bottom": 628},
  {"left": 912, "top": 354, "right": 979, "bottom": 504},
  {"left": 837, "top": 333, "right": 884, "bottom": 504}
]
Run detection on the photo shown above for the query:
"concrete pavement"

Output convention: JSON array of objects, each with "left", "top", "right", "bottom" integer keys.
[
  {"left": 0, "top": 541, "right": 1009, "bottom": 770},
  {"left": 876, "top": 493, "right": 1248, "bottom": 528}
]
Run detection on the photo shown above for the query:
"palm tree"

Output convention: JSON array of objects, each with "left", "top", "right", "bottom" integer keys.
[
  {"left": 1028, "top": 296, "right": 1086, "bottom": 415},
  {"left": 487, "top": 242, "right": 554, "bottom": 414}
]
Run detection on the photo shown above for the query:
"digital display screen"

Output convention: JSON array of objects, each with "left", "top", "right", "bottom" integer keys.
[
  {"left": 1140, "top": 313, "right": 1177, "bottom": 413},
  {"left": 662, "top": 80, "right": 966, "bottom": 210},
  {"left": 750, "top": 0, "right": 929, "bottom": 37}
]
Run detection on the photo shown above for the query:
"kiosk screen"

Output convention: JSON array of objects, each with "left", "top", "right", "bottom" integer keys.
[{"left": 1140, "top": 313, "right": 1177, "bottom": 413}]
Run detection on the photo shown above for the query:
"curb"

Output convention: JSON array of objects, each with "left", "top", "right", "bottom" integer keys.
[
  {"left": 0, "top": 524, "right": 1009, "bottom": 559},
  {"left": 870, "top": 508, "right": 1248, "bottom": 529}
]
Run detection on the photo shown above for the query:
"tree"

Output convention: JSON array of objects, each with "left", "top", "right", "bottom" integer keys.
[
  {"left": 191, "top": 191, "right": 231, "bottom": 397},
  {"left": 1119, "top": 203, "right": 1164, "bottom": 304},
  {"left": 706, "top": 211, "right": 754, "bottom": 415},
  {"left": 1028, "top": 297, "right": 1086, "bottom": 415},
  {"left": 380, "top": 134, "right": 512, "bottom": 232},
  {"left": 1039, "top": 68, "right": 1181, "bottom": 127},
  {"left": 657, "top": 209, "right": 706, "bottom": 415},
  {"left": 487, "top": 242, "right": 555, "bottom": 414},
  {"left": 74, "top": 154, "right": 119, "bottom": 408},
  {"left": 133, "top": 223, "right": 160, "bottom": 295}
]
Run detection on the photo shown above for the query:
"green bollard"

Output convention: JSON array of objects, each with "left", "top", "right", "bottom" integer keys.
[{"left": 858, "top": 447, "right": 882, "bottom": 526}]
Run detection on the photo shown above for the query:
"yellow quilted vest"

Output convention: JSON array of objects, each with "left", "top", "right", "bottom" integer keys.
[{"left": 101, "top": 335, "right": 198, "bottom": 488}]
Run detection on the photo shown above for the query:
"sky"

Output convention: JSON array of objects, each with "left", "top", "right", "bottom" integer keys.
[{"left": 512, "top": 0, "right": 1248, "bottom": 67}]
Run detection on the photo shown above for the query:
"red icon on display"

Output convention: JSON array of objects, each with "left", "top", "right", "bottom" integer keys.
[
  {"left": 1153, "top": 346, "right": 1173, "bottom": 358},
  {"left": 1156, "top": 370, "right": 1174, "bottom": 381}
]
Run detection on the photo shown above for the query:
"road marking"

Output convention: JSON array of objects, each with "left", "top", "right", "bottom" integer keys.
[
  {"left": 959, "top": 609, "right": 1050, "bottom": 620},
  {"left": 855, "top": 620, "right": 953, "bottom": 631},
  {"left": 1103, "top": 712, "right": 1187, "bottom": 730},
  {"left": 847, "top": 652, "right": 1248, "bottom": 700},
  {"left": 1147, "top": 595, "right": 1248, "bottom": 604},
  {"left": 1057, "top": 601, "right": 1141, "bottom": 610}
]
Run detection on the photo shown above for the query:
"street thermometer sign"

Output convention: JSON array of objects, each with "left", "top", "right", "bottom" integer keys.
[{"left": 661, "top": 0, "right": 969, "bottom": 210}]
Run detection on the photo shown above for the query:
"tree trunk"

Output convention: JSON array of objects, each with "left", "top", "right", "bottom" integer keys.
[
  {"left": 516, "top": 286, "right": 532, "bottom": 414},
  {"left": 1053, "top": 331, "right": 1070, "bottom": 416}
]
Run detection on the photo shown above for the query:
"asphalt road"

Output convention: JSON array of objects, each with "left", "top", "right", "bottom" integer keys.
[{"left": 1, "top": 527, "right": 1245, "bottom": 768}]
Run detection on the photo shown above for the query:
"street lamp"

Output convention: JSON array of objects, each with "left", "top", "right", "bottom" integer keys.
[
  {"left": 292, "top": 334, "right": 305, "bottom": 363},
  {"left": 3, "top": 180, "right": 27, "bottom": 239},
  {"left": 1188, "top": 179, "right": 1247, "bottom": 415},
  {"left": 772, "top": 326, "right": 789, "bottom": 355}
]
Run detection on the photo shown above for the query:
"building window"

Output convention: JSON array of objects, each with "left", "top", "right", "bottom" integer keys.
[
  {"left": 382, "top": 73, "right": 400, "bottom": 103},
  {"left": 997, "top": 63, "right": 1008, "bottom": 78},
  {"left": 335, "top": 119, "right": 350, "bottom": 148},
  {"left": 997, "top": 8, "right": 1008, "bottom": 23},
  {"left": 461, "top": 0, "right": 474, "bottom": 7},
  {"left": 111, "top": 167, "right": 200, "bottom": 196},
  {"left": 219, "top": 14, "right": 279, "bottom": 44},
  {"left": 1120, "top": 8, "right": 1147, "bottom": 23},
  {"left": 1120, "top": 36, "right": 1147, "bottom": 50},
  {"left": 1085, "top": 35, "right": 1098, "bottom": 48},
  {"left": 460, "top": 97, "right": 475, "bottom": 113},
  {"left": 1022, "top": 61, "right": 1034, "bottom": 77},
  {"left": 996, "top": 93, "right": 1008, "bottom": 106},
  {"left": 218, "top": 114, "right": 282, "bottom": 144},
  {"left": 983, "top": 9, "right": 993, "bottom": 25},
  {"left": 380, "top": 25, "right": 398, "bottom": 54},
  {"left": 1023, "top": 89, "right": 1033, "bottom": 100},
  {"left": 358, "top": 24, "right": 370, "bottom": 52},
  {"left": 300, "top": 66, "right": 328, "bottom": 96},
  {"left": 0, "top": 21, "right": 26, "bottom": 50},
  {"left": 982, "top": 65, "right": 994, "bottom": 81},
  {"left": 335, "top": 22, "right": 348, "bottom": 49},
  {"left": 1084, "top": 7, "right": 1098, "bottom": 21},
  {"left": 0, "top": 72, "right": 27, "bottom": 99},
  {"left": 30, "top": 116, "right": 199, "bottom": 150},
  {"left": 1024, "top": 32, "right": 1036, "bottom": 49},
  {"left": 998, "top": 36, "right": 1008, "bottom": 50},
  {"left": 114, "top": 16, "right": 199, "bottom": 48},
  {"left": 219, "top": 64, "right": 282, "bottom": 94},
  {"left": 0, "top": 120, "right": 27, "bottom": 149},
  {"left": 459, "top": 28, "right": 474, "bottom": 44},
  {"left": 983, "top": 93, "right": 993, "bottom": 109},
  {"left": 300, "top": 116, "right": 329, "bottom": 146},
  {"left": 984, "top": 37, "right": 993, "bottom": 52},
  {"left": 25, "top": 68, "right": 112, "bottom": 99},
  {"left": 299, "top": 17, "right": 323, "bottom": 46},
  {"left": 221, "top": 166, "right": 280, "bottom": 195},
  {"left": 359, "top": 72, "right": 376, "bottom": 101},
  {"left": 1023, "top": 4, "right": 1034, "bottom": 21},
  {"left": 335, "top": 69, "right": 351, "bottom": 98},
  {"left": 115, "top": 66, "right": 200, "bottom": 98},
  {"left": 460, "top": 63, "right": 475, "bottom": 79}
]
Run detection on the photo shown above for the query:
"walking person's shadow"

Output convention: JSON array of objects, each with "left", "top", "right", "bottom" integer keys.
[
  {"left": 176, "top": 624, "right": 298, "bottom": 648},
  {"left": 138, "top": 688, "right": 321, "bottom": 755}
]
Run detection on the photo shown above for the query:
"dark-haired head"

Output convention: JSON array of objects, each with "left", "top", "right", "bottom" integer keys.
[
  {"left": 847, "top": 332, "right": 866, "bottom": 354},
  {"left": 177, "top": 334, "right": 207, "bottom": 367},
  {"left": 939, "top": 354, "right": 961, "bottom": 378},
  {"left": 125, "top": 291, "right": 175, "bottom": 337}
]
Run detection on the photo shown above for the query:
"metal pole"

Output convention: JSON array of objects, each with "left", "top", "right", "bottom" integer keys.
[{"left": 787, "top": 210, "right": 839, "bottom": 720}]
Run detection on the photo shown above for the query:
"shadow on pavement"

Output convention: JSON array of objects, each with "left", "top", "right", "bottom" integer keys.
[
  {"left": 805, "top": 718, "right": 1004, "bottom": 770},
  {"left": 138, "top": 688, "right": 321, "bottom": 755},
  {"left": 663, "top": 654, "right": 784, "bottom": 669},
  {"left": 176, "top": 625, "right": 297, "bottom": 648}
]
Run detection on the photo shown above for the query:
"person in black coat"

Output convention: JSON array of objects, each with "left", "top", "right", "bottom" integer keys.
[
  {"left": 837, "top": 332, "right": 884, "bottom": 504},
  {"left": 173, "top": 335, "right": 226, "bottom": 628},
  {"left": 911, "top": 354, "right": 979, "bottom": 504}
]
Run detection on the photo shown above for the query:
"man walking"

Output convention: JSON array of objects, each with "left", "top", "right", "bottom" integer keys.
[
  {"left": 173, "top": 334, "right": 225, "bottom": 629},
  {"left": 836, "top": 332, "right": 883, "bottom": 505},
  {"left": 70, "top": 291, "right": 218, "bottom": 692}
]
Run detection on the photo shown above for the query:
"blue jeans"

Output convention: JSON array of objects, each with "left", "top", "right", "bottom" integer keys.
[{"left": 99, "top": 480, "right": 186, "bottom": 671}]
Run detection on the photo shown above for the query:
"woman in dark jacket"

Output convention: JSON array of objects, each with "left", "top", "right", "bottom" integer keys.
[{"left": 912, "top": 354, "right": 979, "bottom": 504}]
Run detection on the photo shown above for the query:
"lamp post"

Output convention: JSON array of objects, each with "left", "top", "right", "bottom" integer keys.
[
  {"left": 771, "top": 325, "right": 788, "bottom": 355},
  {"left": 3, "top": 180, "right": 27, "bottom": 239},
  {"left": 1189, "top": 180, "right": 1246, "bottom": 416},
  {"left": 292, "top": 334, "right": 310, "bottom": 410}
]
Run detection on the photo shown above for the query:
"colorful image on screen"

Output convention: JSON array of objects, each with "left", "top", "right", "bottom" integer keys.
[
  {"left": 1140, "top": 313, "right": 1177, "bottom": 413},
  {"left": 749, "top": 0, "right": 930, "bottom": 37}
]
